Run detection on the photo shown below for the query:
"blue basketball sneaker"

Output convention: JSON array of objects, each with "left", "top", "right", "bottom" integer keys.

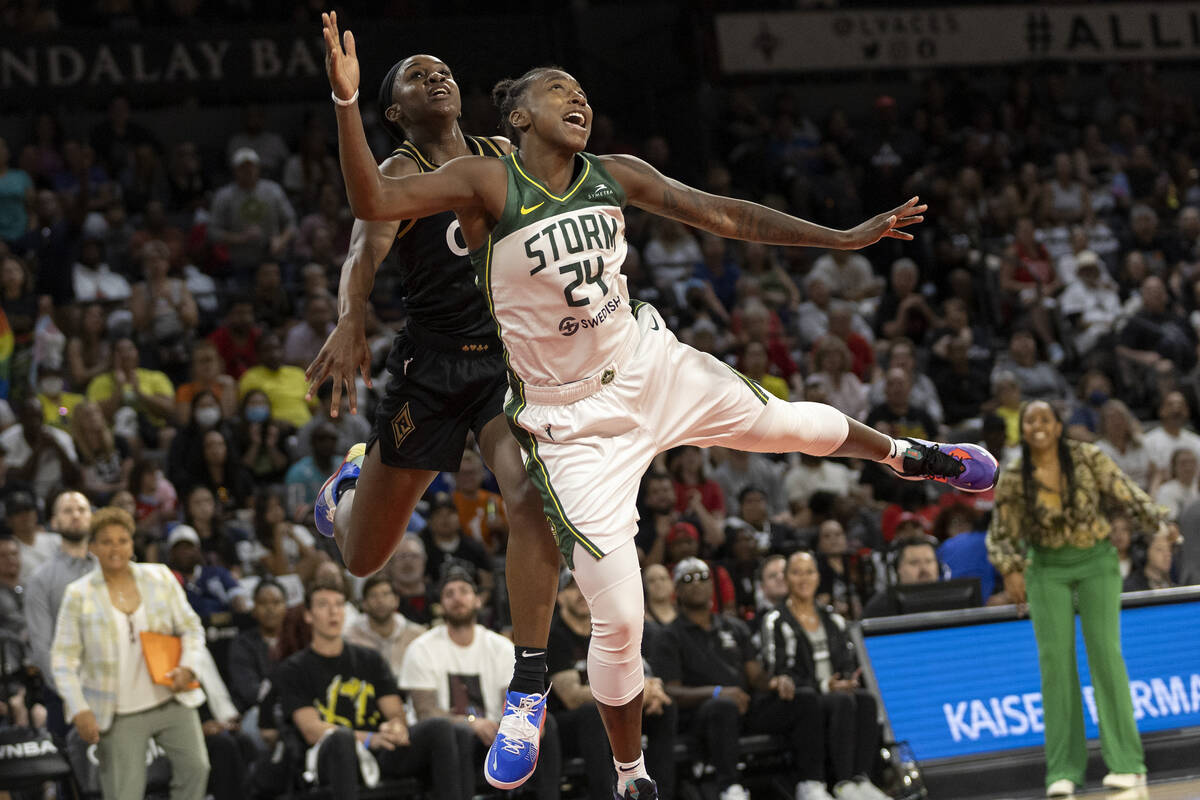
[
  {"left": 615, "top": 778, "right": 658, "bottom": 799},
  {"left": 893, "top": 438, "right": 998, "bottom": 493},
  {"left": 313, "top": 443, "right": 366, "bottom": 537},
  {"left": 485, "top": 687, "right": 549, "bottom": 789}
]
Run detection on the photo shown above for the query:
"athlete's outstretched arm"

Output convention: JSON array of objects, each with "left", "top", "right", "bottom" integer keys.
[
  {"left": 602, "top": 154, "right": 925, "bottom": 249},
  {"left": 321, "top": 12, "right": 490, "bottom": 222},
  {"left": 305, "top": 155, "right": 417, "bottom": 414}
]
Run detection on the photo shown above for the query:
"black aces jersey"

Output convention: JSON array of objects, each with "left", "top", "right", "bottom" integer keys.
[{"left": 387, "top": 135, "right": 505, "bottom": 340}]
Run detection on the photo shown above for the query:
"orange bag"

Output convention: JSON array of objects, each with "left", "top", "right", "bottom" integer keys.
[{"left": 139, "top": 632, "right": 200, "bottom": 689}]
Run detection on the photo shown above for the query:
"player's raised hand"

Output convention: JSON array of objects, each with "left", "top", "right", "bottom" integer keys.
[
  {"left": 322, "top": 11, "right": 359, "bottom": 102},
  {"left": 842, "top": 196, "right": 926, "bottom": 249}
]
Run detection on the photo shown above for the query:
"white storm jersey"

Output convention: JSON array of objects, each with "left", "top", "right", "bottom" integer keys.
[{"left": 469, "top": 152, "right": 637, "bottom": 388}]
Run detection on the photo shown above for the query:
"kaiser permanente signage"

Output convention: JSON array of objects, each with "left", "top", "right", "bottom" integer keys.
[
  {"left": 860, "top": 598, "right": 1200, "bottom": 762},
  {"left": 718, "top": 4, "right": 1200, "bottom": 73}
]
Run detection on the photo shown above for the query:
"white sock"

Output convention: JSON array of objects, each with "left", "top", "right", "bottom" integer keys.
[
  {"left": 879, "top": 436, "right": 915, "bottom": 472},
  {"left": 614, "top": 753, "right": 649, "bottom": 789}
]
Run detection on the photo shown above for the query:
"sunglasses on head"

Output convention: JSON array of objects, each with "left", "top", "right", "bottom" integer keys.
[{"left": 678, "top": 570, "right": 711, "bottom": 584}]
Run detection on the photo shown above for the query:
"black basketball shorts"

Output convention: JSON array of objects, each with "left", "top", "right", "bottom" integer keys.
[{"left": 369, "top": 323, "right": 508, "bottom": 472}]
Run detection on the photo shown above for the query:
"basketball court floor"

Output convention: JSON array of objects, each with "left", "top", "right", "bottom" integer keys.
[{"left": 983, "top": 776, "right": 1200, "bottom": 799}]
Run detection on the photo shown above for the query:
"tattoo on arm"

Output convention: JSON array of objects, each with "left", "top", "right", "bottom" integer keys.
[{"left": 618, "top": 157, "right": 844, "bottom": 247}]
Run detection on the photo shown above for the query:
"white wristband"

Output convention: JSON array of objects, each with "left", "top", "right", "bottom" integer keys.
[{"left": 331, "top": 88, "right": 359, "bottom": 107}]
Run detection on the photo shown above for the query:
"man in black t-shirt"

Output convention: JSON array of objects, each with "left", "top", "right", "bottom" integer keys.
[
  {"left": 655, "top": 558, "right": 825, "bottom": 800},
  {"left": 547, "top": 570, "right": 677, "bottom": 800},
  {"left": 274, "top": 577, "right": 475, "bottom": 800}
]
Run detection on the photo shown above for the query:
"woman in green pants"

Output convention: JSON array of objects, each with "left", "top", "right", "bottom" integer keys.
[{"left": 987, "top": 399, "right": 1175, "bottom": 798}]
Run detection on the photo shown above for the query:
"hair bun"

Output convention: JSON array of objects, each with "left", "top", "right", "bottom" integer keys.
[{"left": 491, "top": 79, "right": 515, "bottom": 109}]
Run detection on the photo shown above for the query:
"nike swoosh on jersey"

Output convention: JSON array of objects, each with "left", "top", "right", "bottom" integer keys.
[{"left": 520, "top": 202, "right": 545, "bottom": 215}]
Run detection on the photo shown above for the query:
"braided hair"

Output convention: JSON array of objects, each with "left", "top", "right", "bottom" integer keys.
[
  {"left": 491, "top": 65, "right": 567, "bottom": 143},
  {"left": 1017, "top": 400, "right": 1076, "bottom": 525},
  {"left": 377, "top": 59, "right": 408, "bottom": 144}
]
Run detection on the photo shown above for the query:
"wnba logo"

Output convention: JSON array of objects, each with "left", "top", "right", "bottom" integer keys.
[{"left": 558, "top": 317, "right": 579, "bottom": 336}]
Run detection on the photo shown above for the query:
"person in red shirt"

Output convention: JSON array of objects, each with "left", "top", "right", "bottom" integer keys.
[
  {"left": 207, "top": 299, "right": 260, "bottom": 379},
  {"left": 667, "top": 446, "right": 726, "bottom": 550},
  {"left": 1000, "top": 216, "right": 1063, "bottom": 361}
]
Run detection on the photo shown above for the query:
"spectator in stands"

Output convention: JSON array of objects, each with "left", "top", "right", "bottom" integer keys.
[
  {"left": 89, "top": 95, "right": 158, "bottom": 179},
  {"left": 737, "top": 242, "right": 799, "bottom": 312},
  {"left": 865, "top": 367, "right": 939, "bottom": 444},
  {"left": 231, "top": 389, "right": 293, "bottom": 485},
  {"left": 237, "top": 332, "right": 311, "bottom": 428},
  {"left": 814, "top": 520, "right": 860, "bottom": 620},
  {"left": 6, "top": 489, "right": 56, "bottom": 578},
  {"left": 283, "top": 291, "right": 334, "bottom": 369},
  {"left": 861, "top": 535, "right": 943, "bottom": 618},
  {"left": 667, "top": 446, "right": 726, "bottom": 550},
  {"left": 1154, "top": 448, "right": 1199, "bottom": 520},
  {"left": 735, "top": 300, "right": 796, "bottom": 383},
  {"left": 635, "top": 471, "right": 680, "bottom": 567},
  {"left": 796, "top": 273, "right": 837, "bottom": 349},
  {"left": 989, "top": 399, "right": 1168, "bottom": 796},
  {"left": 68, "top": 398, "right": 129, "bottom": 501},
  {"left": 180, "top": 485, "right": 242, "bottom": 574},
  {"left": 208, "top": 299, "right": 259, "bottom": 380},
  {"left": 1123, "top": 530, "right": 1177, "bottom": 592},
  {"left": 811, "top": 337, "right": 869, "bottom": 422},
  {"left": 208, "top": 148, "right": 296, "bottom": 275},
  {"left": 226, "top": 578, "right": 285, "bottom": 756},
  {"left": 51, "top": 506, "right": 210, "bottom": 800},
  {"left": 1142, "top": 391, "right": 1200, "bottom": 475},
  {"left": 419, "top": 493, "right": 493, "bottom": 612},
  {"left": 65, "top": 303, "right": 112, "bottom": 390},
  {"left": 275, "top": 574, "right": 472, "bottom": 800},
  {"left": 0, "top": 137, "right": 34, "bottom": 248},
  {"left": 1, "top": 255, "right": 38, "bottom": 351},
  {"left": 932, "top": 337, "right": 991, "bottom": 428},
  {"left": 387, "top": 534, "right": 435, "bottom": 626},
  {"left": 1058, "top": 250, "right": 1121, "bottom": 359},
  {"left": 991, "top": 329, "right": 1071, "bottom": 406},
  {"left": 24, "top": 489, "right": 92, "bottom": 732},
  {"left": 1043, "top": 152, "right": 1092, "bottom": 227},
  {"left": 1095, "top": 400, "right": 1154, "bottom": 494},
  {"left": 191, "top": 428, "right": 255, "bottom": 517},
  {"left": 875, "top": 257, "right": 932, "bottom": 342},
  {"left": 750, "top": 553, "right": 790, "bottom": 631},
  {"left": 784, "top": 455, "right": 857, "bottom": 513},
  {"left": 546, "top": 569, "right": 675, "bottom": 800},
  {"left": 4, "top": 396, "right": 81, "bottom": 501},
  {"left": 71, "top": 230, "right": 131, "bottom": 304},
  {"left": 0, "top": 536, "right": 23, "bottom": 639},
  {"left": 345, "top": 573, "right": 425, "bottom": 680},
  {"left": 130, "top": 238, "right": 197, "bottom": 384},
  {"left": 166, "top": 525, "right": 250, "bottom": 622},
  {"left": 693, "top": 233, "right": 741, "bottom": 313},
  {"left": 225, "top": 105, "right": 289, "bottom": 180},
  {"left": 723, "top": 523, "right": 764, "bottom": 621},
  {"left": 867, "top": 338, "right": 943, "bottom": 426},
  {"left": 35, "top": 362, "right": 82, "bottom": 430},
  {"left": 293, "top": 381, "right": 372, "bottom": 462},
  {"left": 249, "top": 487, "right": 323, "bottom": 589},
  {"left": 128, "top": 457, "right": 176, "bottom": 546},
  {"left": 166, "top": 390, "right": 234, "bottom": 492},
  {"left": 712, "top": 450, "right": 786, "bottom": 520},
  {"left": 643, "top": 563, "right": 677, "bottom": 627},
  {"left": 173, "top": 341, "right": 239, "bottom": 426},
  {"left": 759, "top": 552, "right": 888, "bottom": 800},
  {"left": 663, "top": 521, "right": 735, "bottom": 615},
  {"left": 1119, "top": 275, "right": 1195, "bottom": 374},
  {"left": 938, "top": 517, "right": 1003, "bottom": 603},
  {"left": 643, "top": 219, "right": 701, "bottom": 298},
  {"left": 657, "top": 557, "right": 823, "bottom": 800},
  {"left": 808, "top": 248, "right": 882, "bottom": 303},
  {"left": 283, "top": 126, "right": 340, "bottom": 213},
  {"left": 733, "top": 484, "right": 800, "bottom": 555},
  {"left": 452, "top": 449, "right": 507, "bottom": 554},
  {"left": 285, "top": 422, "right": 338, "bottom": 522},
  {"left": 737, "top": 340, "right": 789, "bottom": 401},
  {"left": 87, "top": 337, "right": 175, "bottom": 447}
]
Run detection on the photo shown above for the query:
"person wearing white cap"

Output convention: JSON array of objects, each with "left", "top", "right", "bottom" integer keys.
[
  {"left": 165, "top": 523, "right": 250, "bottom": 619},
  {"left": 209, "top": 145, "right": 297, "bottom": 273},
  {"left": 1058, "top": 249, "right": 1121, "bottom": 358}
]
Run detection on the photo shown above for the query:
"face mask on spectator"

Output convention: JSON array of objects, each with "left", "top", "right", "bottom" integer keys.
[
  {"left": 194, "top": 407, "right": 222, "bottom": 428},
  {"left": 39, "top": 377, "right": 64, "bottom": 396},
  {"left": 245, "top": 405, "right": 270, "bottom": 424}
]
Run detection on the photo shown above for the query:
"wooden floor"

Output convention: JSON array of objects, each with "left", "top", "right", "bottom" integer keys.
[{"left": 985, "top": 776, "right": 1200, "bottom": 800}]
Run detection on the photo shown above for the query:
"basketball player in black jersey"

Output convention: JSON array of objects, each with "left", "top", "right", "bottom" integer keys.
[{"left": 305, "top": 54, "right": 562, "bottom": 788}]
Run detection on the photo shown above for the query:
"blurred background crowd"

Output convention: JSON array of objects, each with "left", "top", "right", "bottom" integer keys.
[{"left": 0, "top": 1, "right": 1198, "bottom": 799}]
